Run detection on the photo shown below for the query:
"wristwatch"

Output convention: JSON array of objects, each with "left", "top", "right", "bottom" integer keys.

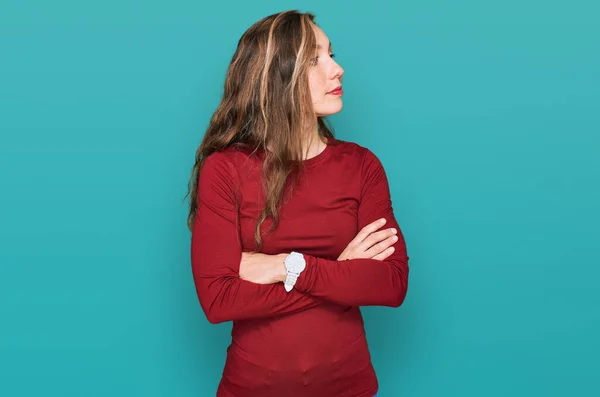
[{"left": 283, "top": 251, "right": 306, "bottom": 292}]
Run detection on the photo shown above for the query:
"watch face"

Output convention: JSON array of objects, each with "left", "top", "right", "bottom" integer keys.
[{"left": 286, "top": 253, "right": 306, "bottom": 273}]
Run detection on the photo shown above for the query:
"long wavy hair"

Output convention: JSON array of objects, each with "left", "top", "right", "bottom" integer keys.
[{"left": 186, "top": 10, "right": 335, "bottom": 251}]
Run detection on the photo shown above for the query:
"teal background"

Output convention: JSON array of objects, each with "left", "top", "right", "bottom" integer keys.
[{"left": 1, "top": 0, "right": 598, "bottom": 396}]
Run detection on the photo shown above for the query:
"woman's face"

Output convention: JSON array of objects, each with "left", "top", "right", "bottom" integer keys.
[{"left": 308, "top": 26, "right": 345, "bottom": 117}]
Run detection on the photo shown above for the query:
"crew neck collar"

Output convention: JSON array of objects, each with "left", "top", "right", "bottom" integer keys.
[
  {"left": 301, "top": 136, "right": 334, "bottom": 167},
  {"left": 249, "top": 136, "right": 336, "bottom": 167}
]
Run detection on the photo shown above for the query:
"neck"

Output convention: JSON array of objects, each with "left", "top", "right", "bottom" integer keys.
[
  {"left": 264, "top": 121, "right": 328, "bottom": 160},
  {"left": 302, "top": 122, "right": 326, "bottom": 160}
]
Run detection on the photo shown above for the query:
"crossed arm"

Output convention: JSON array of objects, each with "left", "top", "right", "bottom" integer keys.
[{"left": 191, "top": 151, "right": 409, "bottom": 324}]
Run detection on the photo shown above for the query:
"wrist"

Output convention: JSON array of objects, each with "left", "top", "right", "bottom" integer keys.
[{"left": 274, "top": 253, "right": 289, "bottom": 282}]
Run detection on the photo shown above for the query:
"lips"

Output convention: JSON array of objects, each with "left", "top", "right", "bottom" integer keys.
[{"left": 327, "top": 86, "right": 343, "bottom": 95}]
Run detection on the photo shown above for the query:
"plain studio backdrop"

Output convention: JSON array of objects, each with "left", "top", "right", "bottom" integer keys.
[{"left": 1, "top": 1, "right": 598, "bottom": 396}]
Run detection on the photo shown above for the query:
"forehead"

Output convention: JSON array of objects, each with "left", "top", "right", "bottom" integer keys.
[{"left": 313, "top": 26, "right": 330, "bottom": 48}]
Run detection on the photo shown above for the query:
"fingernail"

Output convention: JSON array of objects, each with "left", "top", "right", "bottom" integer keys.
[{"left": 392, "top": 228, "right": 397, "bottom": 234}]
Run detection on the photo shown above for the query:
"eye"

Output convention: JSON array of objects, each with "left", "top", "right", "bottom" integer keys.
[{"left": 310, "top": 53, "right": 336, "bottom": 66}]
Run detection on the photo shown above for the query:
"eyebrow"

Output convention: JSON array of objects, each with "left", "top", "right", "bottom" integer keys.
[{"left": 317, "top": 41, "right": 332, "bottom": 51}]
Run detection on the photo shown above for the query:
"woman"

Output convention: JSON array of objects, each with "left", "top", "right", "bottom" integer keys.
[{"left": 187, "top": 10, "right": 409, "bottom": 397}]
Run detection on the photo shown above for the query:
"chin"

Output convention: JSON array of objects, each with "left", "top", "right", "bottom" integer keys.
[{"left": 316, "top": 104, "right": 343, "bottom": 117}]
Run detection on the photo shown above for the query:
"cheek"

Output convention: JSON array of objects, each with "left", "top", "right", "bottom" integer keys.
[
  {"left": 308, "top": 71, "right": 326, "bottom": 97},
  {"left": 308, "top": 83, "right": 319, "bottom": 102}
]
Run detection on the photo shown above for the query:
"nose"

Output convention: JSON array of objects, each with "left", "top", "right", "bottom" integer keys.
[{"left": 331, "top": 59, "right": 344, "bottom": 82}]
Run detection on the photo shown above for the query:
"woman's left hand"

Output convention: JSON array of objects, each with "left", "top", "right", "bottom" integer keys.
[{"left": 239, "top": 252, "right": 288, "bottom": 284}]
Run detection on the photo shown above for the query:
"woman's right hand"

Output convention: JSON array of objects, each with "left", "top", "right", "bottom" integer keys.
[{"left": 337, "top": 218, "right": 398, "bottom": 261}]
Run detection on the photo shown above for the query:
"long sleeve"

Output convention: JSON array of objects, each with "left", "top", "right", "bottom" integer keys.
[
  {"left": 293, "top": 149, "right": 410, "bottom": 307},
  {"left": 190, "top": 152, "right": 324, "bottom": 324}
]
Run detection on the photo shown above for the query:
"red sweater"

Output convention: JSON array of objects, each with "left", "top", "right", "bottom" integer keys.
[{"left": 191, "top": 136, "right": 409, "bottom": 397}]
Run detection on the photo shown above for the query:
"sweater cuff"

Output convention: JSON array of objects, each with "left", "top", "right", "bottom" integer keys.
[{"left": 294, "top": 254, "right": 317, "bottom": 293}]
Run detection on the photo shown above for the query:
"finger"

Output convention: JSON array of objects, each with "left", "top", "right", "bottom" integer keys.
[
  {"left": 365, "top": 235, "right": 398, "bottom": 257},
  {"left": 354, "top": 218, "right": 387, "bottom": 244},
  {"left": 362, "top": 227, "right": 397, "bottom": 249},
  {"left": 371, "top": 246, "right": 395, "bottom": 261}
]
